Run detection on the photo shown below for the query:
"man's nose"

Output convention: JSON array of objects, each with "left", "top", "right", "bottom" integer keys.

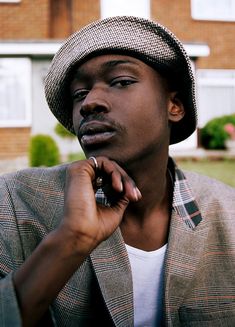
[{"left": 80, "top": 88, "right": 109, "bottom": 118}]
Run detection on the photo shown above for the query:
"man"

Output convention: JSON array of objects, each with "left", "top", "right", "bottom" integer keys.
[{"left": 0, "top": 16, "right": 235, "bottom": 327}]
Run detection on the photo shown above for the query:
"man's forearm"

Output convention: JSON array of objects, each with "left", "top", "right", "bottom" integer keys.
[{"left": 13, "top": 227, "right": 90, "bottom": 327}]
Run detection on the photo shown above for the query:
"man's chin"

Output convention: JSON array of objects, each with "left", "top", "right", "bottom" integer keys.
[
  {"left": 84, "top": 149, "right": 125, "bottom": 165},
  {"left": 83, "top": 144, "right": 117, "bottom": 160}
]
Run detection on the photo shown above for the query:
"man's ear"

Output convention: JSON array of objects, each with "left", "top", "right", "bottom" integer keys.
[{"left": 168, "top": 92, "right": 185, "bottom": 122}]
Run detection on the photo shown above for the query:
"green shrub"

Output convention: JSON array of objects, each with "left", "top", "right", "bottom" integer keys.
[
  {"left": 201, "top": 114, "right": 235, "bottom": 149},
  {"left": 54, "top": 122, "right": 76, "bottom": 139},
  {"left": 29, "top": 134, "right": 60, "bottom": 167}
]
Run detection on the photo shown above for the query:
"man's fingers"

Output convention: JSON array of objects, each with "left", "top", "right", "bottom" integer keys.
[
  {"left": 95, "top": 157, "right": 142, "bottom": 202},
  {"left": 67, "top": 156, "right": 141, "bottom": 203}
]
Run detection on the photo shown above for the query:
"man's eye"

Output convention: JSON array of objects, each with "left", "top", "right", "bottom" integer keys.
[
  {"left": 111, "top": 79, "right": 136, "bottom": 88},
  {"left": 72, "top": 90, "right": 88, "bottom": 102}
]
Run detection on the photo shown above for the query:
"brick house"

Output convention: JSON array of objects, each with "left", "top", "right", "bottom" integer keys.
[{"left": 0, "top": 0, "right": 235, "bottom": 159}]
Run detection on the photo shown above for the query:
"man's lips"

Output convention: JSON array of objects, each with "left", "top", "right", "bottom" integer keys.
[{"left": 79, "top": 121, "right": 116, "bottom": 146}]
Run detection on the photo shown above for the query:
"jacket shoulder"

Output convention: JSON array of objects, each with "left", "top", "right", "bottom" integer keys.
[
  {"left": 183, "top": 170, "right": 235, "bottom": 197},
  {"left": 183, "top": 170, "right": 235, "bottom": 225},
  {"left": 0, "top": 163, "right": 68, "bottom": 191}
]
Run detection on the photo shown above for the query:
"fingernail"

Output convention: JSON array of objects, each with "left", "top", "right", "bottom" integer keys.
[
  {"left": 120, "top": 181, "right": 123, "bottom": 192},
  {"left": 135, "top": 187, "right": 142, "bottom": 201}
]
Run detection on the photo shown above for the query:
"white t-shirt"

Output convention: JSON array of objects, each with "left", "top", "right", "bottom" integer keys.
[{"left": 125, "top": 243, "right": 167, "bottom": 327}]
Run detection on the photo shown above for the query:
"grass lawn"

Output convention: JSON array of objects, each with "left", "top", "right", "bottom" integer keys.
[
  {"left": 66, "top": 153, "right": 235, "bottom": 188},
  {"left": 176, "top": 159, "right": 235, "bottom": 188}
]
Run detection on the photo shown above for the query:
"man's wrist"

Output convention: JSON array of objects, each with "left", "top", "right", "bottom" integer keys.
[{"left": 47, "top": 224, "right": 96, "bottom": 261}]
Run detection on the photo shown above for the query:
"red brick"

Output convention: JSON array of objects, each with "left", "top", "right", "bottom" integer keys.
[
  {"left": 151, "top": 0, "right": 235, "bottom": 69},
  {"left": 0, "top": 128, "right": 30, "bottom": 159}
]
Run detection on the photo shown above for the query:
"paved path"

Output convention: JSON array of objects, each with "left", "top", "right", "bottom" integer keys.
[
  {"left": 169, "top": 148, "right": 235, "bottom": 160},
  {"left": 0, "top": 157, "right": 28, "bottom": 175}
]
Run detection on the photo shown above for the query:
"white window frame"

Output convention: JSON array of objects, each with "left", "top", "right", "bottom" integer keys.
[
  {"left": 100, "top": 0, "right": 150, "bottom": 19},
  {"left": 0, "top": 58, "right": 32, "bottom": 127},
  {"left": 191, "top": 0, "right": 235, "bottom": 22}
]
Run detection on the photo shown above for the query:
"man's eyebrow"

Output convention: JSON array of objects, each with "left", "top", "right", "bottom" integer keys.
[
  {"left": 74, "top": 59, "right": 140, "bottom": 79},
  {"left": 101, "top": 59, "right": 139, "bottom": 69}
]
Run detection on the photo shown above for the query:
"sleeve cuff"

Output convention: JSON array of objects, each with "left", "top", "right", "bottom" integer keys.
[{"left": 0, "top": 272, "right": 22, "bottom": 326}]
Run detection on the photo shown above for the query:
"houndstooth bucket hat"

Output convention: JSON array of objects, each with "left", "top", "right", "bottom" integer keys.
[{"left": 45, "top": 16, "right": 197, "bottom": 144}]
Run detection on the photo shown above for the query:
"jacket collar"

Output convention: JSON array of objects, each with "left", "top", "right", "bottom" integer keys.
[{"left": 172, "top": 159, "right": 203, "bottom": 230}]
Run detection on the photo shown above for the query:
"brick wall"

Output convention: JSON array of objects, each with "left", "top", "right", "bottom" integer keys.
[
  {"left": 72, "top": 0, "right": 100, "bottom": 31},
  {"left": 0, "top": 0, "right": 100, "bottom": 39},
  {"left": 49, "top": 0, "right": 100, "bottom": 38},
  {"left": 0, "top": 0, "right": 50, "bottom": 39},
  {"left": 151, "top": 0, "right": 235, "bottom": 69},
  {"left": 0, "top": 128, "right": 30, "bottom": 159},
  {"left": 49, "top": 0, "right": 72, "bottom": 38}
]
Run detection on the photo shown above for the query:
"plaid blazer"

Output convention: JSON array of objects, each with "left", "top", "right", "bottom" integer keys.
[{"left": 0, "top": 163, "right": 235, "bottom": 326}]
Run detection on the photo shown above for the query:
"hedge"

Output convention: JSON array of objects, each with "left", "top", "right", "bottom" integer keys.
[
  {"left": 29, "top": 134, "right": 60, "bottom": 167},
  {"left": 200, "top": 114, "right": 235, "bottom": 149}
]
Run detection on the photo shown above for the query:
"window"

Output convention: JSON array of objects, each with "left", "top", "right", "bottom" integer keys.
[
  {"left": 0, "top": 0, "right": 21, "bottom": 2},
  {"left": 100, "top": 0, "right": 150, "bottom": 19},
  {"left": 0, "top": 58, "right": 31, "bottom": 127},
  {"left": 191, "top": 0, "right": 235, "bottom": 21},
  {"left": 197, "top": 70, "right": 235, "bottom": 127}
]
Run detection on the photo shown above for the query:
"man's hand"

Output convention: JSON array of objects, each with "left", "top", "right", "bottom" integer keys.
[{"left": 60, "top": 156, "right": 142, "bottom": 255}]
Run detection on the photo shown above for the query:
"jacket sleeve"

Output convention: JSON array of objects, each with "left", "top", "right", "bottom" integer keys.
[
  {"left": 0, "top": 272, "right": 22, "bottom": 326},
  {"left": 0, "top": 171, "right": 59, "bottom": 326},
  {"left": 0, "top": 174, "right": 24, "bottom": 326},
  {"left": 0, "top": 174, "right": 56, "bottom": 326}
]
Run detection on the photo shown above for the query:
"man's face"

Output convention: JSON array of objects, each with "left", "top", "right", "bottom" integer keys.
[{"left": 70, "top": 54, "right": 174, "bottom": 165}]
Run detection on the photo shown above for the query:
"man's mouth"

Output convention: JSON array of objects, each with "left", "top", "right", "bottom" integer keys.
[{"left": 79, "top": 122, "right": 116, "bottom": 146}]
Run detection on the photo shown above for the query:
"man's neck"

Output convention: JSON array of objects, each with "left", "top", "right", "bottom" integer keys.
[{"left": 120, "top": 150, "right": 173, "bottom": 251}]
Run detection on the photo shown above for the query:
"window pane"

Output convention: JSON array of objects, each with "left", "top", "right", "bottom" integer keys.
[
  {"left": 0, "top": 58, "right": 31, "bottom": 127},
  {"left": 197, "top": 70, "right": 235, "bottom": 127},
  {"left": 191, "top": 0, "right": 235, "bottom": 21},
  {"left": 100, "top": 0, "right": 150, "bottom": 19}
]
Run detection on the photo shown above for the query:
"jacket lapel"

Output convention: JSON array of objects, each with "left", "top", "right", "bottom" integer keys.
[
  {"left": 163, "top": 168, "right": 210, "bottom": 326},
  {"left": 90, "top": 228, "right": 134, "bottom": 327},
  {"left": 164, "top": 209, "right": 209, "bottom": 325}
]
